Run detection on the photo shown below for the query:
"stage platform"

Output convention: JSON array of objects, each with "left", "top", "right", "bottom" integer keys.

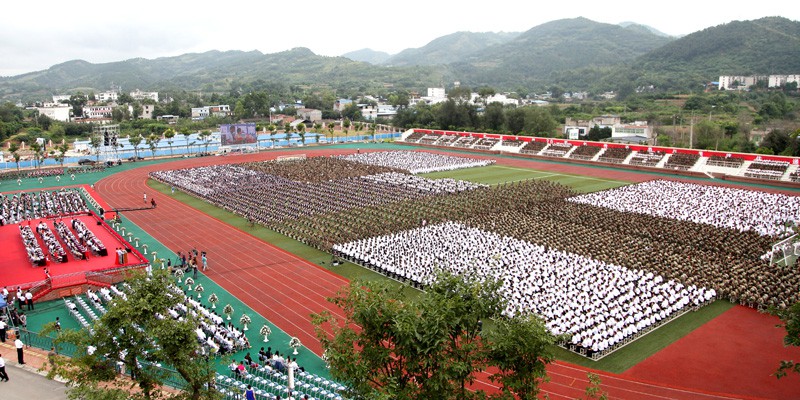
[{"left": 0, "top": 212, "right": 147, "bottom": 291}]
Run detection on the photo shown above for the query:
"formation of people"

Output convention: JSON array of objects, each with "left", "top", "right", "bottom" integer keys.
[
  {"left": 336, "top": 150, "right": 495, "bottom": 174},
  {"left": 334, "top": 221, "right": 714, "bottom": 356},
  {"left": 568, "top": 180, "right": 800, "bottom": 238}
]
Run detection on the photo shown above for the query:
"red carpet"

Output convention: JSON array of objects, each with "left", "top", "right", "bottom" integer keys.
[
  {"left": 623, "top": 305, "right": 800, "bottom": 399},
  {"left": 0, "top": 213, "right": 146, "bottom": 288}
]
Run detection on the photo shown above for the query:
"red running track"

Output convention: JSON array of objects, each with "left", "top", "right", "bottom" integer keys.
[{"left": 95, "top": 148, "right": 791, "bottom": 399}]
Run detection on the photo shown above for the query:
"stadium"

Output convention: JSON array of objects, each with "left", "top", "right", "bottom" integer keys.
[{"left": 1, "top": 136, "right": 799, "bottom": 400}]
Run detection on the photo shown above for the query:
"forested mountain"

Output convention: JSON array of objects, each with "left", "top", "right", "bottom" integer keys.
[
  {"left": 618, "top": 22, "right": 674, "bottom": 38},
  {"left": 341, "top": 48, "right": 392, "bottom": 64},
  {"left": 449, "top": 17, "right": 673, "bottom": 90},
  {"left": 0, "top": 16, "right": 797, "bottom": 101},
  {"left": 381, "top": 31, "right": 520, "bottom": 67},
  {"left": 625, "top": 17, "right": 800, "bottom": 90}
]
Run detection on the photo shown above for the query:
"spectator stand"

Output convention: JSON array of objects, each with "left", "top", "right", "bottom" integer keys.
[
  {"left": 569, "top": 145, "right": 602, "bottom": 161},
  {"left": 742, "top": 160, "right": 790, "bottom": 181}
]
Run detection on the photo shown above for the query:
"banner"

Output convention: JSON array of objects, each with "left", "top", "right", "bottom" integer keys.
[{"left": 219, "top": 123, "right": 257, "bottom": 146}]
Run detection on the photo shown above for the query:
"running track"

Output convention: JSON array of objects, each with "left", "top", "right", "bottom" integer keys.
[{"left": 96, "top": 147, "right": 795, "bottom": 399}]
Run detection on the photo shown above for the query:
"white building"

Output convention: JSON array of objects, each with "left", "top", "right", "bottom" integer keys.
[
  {"left": 563, "top": 116, "right": 652, "bottom": 140},
  {"left": 52, "top": 95, "right": 71, "bottom": 103},
  {"left": 96, "top": 91, "right": 119, "bottom": 102},
  {"left": 191, "top": 105, "right": 231, "bottom": 120},
  {"left": 768, "top": 74, "right": 800, "bottom": 88},
  {"left": 34, "top": 105, "right": 71, "bottom": 122},
  {"left": 718, "top": 75, "right": 758, "bottom": 90},
  {"left": 84, "top": 105, "right": 113, "bottom": 119},
  {"left": 130, "top": 89, "right": 159, "bottom": 102}
]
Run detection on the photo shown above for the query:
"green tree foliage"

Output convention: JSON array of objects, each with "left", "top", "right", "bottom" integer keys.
[
  {"left": 129, "top": 134, "right": 143, "bottom": 159},
  {"left": 312, "top": 271, "right": 556, "bottom": 400},
  {"left": 46, "top": 270, "right": 218, "bottom": 399},
  {"left": 774, "top": 301, "right": 800, "bottom": 379},
  {"left": 760, "top": 130, "right": 792, "bottom": 155},
  {"left": 587, "top": 125, "right": 612, "bottom": 141},
  {"left": 146, "top": 133, "right": 159, "bottom": 158},
  {"left": 69, "top": 93, "right": 88, "bottom": 118},
  {"left": 483, "top": 103, "right": 506, "bottom": 132},
  {"left": 484, "top": 314, "right": 557, "bottom": 399}
]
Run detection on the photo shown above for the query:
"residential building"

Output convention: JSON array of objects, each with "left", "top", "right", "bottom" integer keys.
[
  {"left": 563, "top": 116, "right": 652, "bottom": 140},
  {"left": 140, "top": 104, "right": 154, "bottom": 119},
  {"left": 33, "top": 105, "right": 71, "bottom": 122},
  {"left": 359, "top": 105, "right": 378, "bottom": 120},
  {"left": 157, "top": 115, "right": 179, "bottom": 124},
  {"left": 52, "top": 95, "right": 71, "bottom": 104},
  {"left": 96, "top": 91, "right": 119, "bottom": 102},
  {"left": 84, "top": 105, "right": 114, "bottom": 119},
  {"left": 296, "top": 108, "right": 322, "bottom": 122},
  {"left": 130, "top": 89, "right": 159, "bottom": 102},
  {"left": 768, "top": 74, "right": 800, "bottom": 88},
  {"left": 191, "top": 105, "right": 231, "bottom": 120},
  {"left": 333, "top": 99, "right": 353, "bottom": 113}
]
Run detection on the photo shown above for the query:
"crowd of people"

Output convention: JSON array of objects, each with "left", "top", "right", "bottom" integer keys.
[
  {"left": 147, "top": 152, "right": 800, "bottom": 357},
  {"left": 0, "top": 189, "right": 88, "bottom": 226},
  {"left": 568, "top": 180, "right": 800, "bottom": 238},
  {"left": 151, "top": 156, "right": 485, "bottom": 227},
  {"left": 337, "top": 151, "right": 495, "bottom": 174},
  {"left": 334, "top": 221, "right": 714, "bottom": 357}
]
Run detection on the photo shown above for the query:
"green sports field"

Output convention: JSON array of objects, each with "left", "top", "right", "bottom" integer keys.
[{"left": 421, "top": 164, "right": 627, "bottom": 192}]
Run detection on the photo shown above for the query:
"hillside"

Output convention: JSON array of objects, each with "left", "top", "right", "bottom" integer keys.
[
  {"left": 628, "top": 16, "right": 800, "bottom": 89},
  {"left": 382, "top": 31, "right": 520, "bottom": 67},
  {"left": 341, "top": 48, "right": 392, "bottom": 64},
  {"left": 1, "top": 17, "right": 798, "bottom": 100},
  {"left": 449, "top": 17, "right": 674, "bottom": 89}
]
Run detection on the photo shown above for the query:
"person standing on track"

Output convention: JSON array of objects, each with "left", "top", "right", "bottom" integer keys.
[{"left": 143, "top": 192, "right": 147, "bottom": 204}]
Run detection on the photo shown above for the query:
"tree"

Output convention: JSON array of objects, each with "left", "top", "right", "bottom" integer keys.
[
  {"left": 9, "top": 142, "right": 20, "bottom": 171},
  {"left": 146, "top": 134, "right": 159, "bottom": 159},
  {"left": 297, "top": 123, "right": 306, "bottom": 145},
  {"left": 313, "top": 271, "right": 555, "bottom": 400},
  {"left": 342, "top": 118, "right": 351, "bottom": 136},
  {"left": 30, "top": 141, "right": 43, "bottom": 169},
  {"left": 129, "top": 134, "right": 143, "bottom": 160},
  {"left": 46, "top": 270, "right": 218, "bottom": 400},
  {"left": 774, "top": 301, "right": 800, "bottom": 379},
  {"left": 199, "top": 130, "right": 212, "bottom": 154},
  {"left": 483, "top": 103, "right": 506, "bottom": 133},
  {"left": 484, "top": 314, "right": 557, "bottom": 399},
  {"left": 55, "top": 142, "right": 69, "bottom": 168},
  {"left": 69, "top": 93, "right": 88, "bottom": 118},
  {"left": 164, "top": 128, "right": 176, "bottom": 157}
]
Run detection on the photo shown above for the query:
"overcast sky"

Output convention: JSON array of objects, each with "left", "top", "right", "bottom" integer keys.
[{"left": 1, "top": 0, "right": 797, "bottom": 77}]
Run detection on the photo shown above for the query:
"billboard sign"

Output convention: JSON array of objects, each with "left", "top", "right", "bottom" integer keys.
[{"left": 219, "top": 123, "right": 257, "bottom": 146}]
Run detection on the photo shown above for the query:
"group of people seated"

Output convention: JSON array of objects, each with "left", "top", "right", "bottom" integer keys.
[
  {"left": 54, "top": 220, "right": 88, "bottom": 260},
  {"left": 72, "top": 218, "right": 108, "bottom": 256},
  {"left": 0, "top": 189, "right": 88, "bottom": 226},
  {"left": 234, "top": 347, "right": 303, "bottom": 376},
  {"left": 337, "top": 150, "right": 495, "bottom": 174},
  {"left": 35, "top": 220, "right": 68, "bottom": 263},
  {"left": 19, "top": 224, "right": 46, "bottom": 265},
  {"left": 162, "top": 285, "right": 250, "bottom": 355},
  {"left": 334, "top": 220, "right": 714, "bottom": 356}
]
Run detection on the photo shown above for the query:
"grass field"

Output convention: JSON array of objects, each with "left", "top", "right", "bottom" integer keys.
[
  {"left": 146, "top": 158, "right": 736, "bottom": 373},
  {"left": 421, "top": 164, "right": 628, "bottom": 192}
]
